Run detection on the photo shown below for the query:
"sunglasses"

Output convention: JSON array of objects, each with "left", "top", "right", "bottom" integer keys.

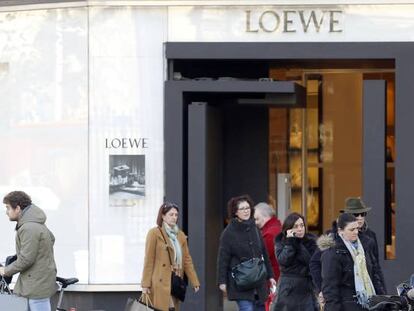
[{"left": 353, "top": 212, "right": 367, "bottom": 217}]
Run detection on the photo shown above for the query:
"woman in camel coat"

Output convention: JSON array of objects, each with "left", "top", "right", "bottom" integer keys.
[{"left": 141, "top": 202, "right": 200, "bottom": 311}]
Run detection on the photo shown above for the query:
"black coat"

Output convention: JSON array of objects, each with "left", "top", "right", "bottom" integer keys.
[
  {"left": 310, "top": 221, "right": 339, "bottom": 293},
  {"left": 359, "top": 225, "right": 387, "bottom": 292},
  {"left": 310, "top": 240, "right": 328, "bottom": 294},
  {"left": 217, "top": 218, "right": 274, "bottom": 302},
  {"left": 360, "top": 226, "right": 379, "bottom": 261},
  {"left": 321, "top": 235, "right": 386, "bottom": 311},
  {"left": 310, "top": 222, "right": 386, "bottom": 295},
  {"left": 272, "top": 233, "right": 318, "bottom": 311}
]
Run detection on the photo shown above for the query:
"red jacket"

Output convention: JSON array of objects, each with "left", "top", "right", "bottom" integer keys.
[{"left": 260, "top": 216, "right": 282, "bottom": 281}]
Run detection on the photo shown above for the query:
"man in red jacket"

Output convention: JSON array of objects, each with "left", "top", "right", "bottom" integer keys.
[{"left": 254, "top": 202, "right": 282, "bottom": 281}]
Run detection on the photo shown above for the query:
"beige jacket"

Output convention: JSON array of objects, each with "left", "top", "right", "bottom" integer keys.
[{"left": 141, "top": 226, "right": 200, "bottom": 311}]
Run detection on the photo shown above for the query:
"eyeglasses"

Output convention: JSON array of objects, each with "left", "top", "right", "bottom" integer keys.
[
  {"left": 353, "top": 212, "right": 367, "bottom": 217},
  {"left": 237, "top": 206, "right": 250, "bottom": 212}
]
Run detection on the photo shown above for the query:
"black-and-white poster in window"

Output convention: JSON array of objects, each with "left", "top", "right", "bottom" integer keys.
[{"left": 109, "top": 155, "right": 145, "bottom": 205}]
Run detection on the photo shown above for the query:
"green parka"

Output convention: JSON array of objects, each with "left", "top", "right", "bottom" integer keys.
[{"left": 4, "top": 204, "right": 58, "bottom": 299}]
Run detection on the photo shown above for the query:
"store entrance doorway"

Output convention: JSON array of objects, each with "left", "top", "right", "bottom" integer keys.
[
  {"left": 164, "top": 44, "right": 406, "bottom": 311},
  {"left": 181, "top": 73, "right": 391, "bottom": 311},
  {"left": 188, "top": 101, "right": 270, "bottom": 311},
  {"left": 165, "top": 80, "right": 306, "bottom": 311}
]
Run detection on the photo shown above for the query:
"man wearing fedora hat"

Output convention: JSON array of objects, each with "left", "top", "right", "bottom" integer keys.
[{"left": 343, "top": 197, "right": 386, "bottom": 292}]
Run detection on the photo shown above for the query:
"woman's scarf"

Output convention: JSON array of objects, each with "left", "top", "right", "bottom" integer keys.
[
  {"left": 340, "top": 234, "right": 376, "bottom": 309},
  {"left": 163, "top": 222, "right": 183, "bottom": 269}
]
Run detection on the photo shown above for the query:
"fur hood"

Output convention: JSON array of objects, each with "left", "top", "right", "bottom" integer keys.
[{"left": 316, "top": 233, "right": 336, "bottom": 251}]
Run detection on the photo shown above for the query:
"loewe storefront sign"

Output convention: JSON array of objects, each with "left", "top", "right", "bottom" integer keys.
[{"left": 245, "top": 9, "right": 343, "bottom": 33}]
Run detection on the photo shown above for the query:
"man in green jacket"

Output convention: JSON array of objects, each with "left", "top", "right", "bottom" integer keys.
[{"left": 0, "top": 191, "right": 57, "bottom": 311}]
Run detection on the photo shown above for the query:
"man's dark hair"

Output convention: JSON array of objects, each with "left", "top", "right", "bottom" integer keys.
[
  {"left": 227, "top": 194, "right": 254, "bottom": 219},
  {"left": 3, "top": 191, "right": 32, "bottom": 210}
]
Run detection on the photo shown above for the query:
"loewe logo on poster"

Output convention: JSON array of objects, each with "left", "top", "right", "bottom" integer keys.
[
  {"left": 105, "top": 138, "right": 148, "bottom": 149},
  {"left": 245, "top": 9, "right": 343, "bottom": 33}
]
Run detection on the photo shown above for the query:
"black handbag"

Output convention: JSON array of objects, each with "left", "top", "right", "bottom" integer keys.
[
  {"left": 231, "top": 227, "right": 267, "bottom": 291},
  {"left": 158, "top": 228, "right": 187, "bottom": 302},
  {"left": 170, "top": 272, "right": 187, "bottom": 302}
]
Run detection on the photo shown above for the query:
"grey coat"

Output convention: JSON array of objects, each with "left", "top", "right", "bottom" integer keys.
[{"left": 4, "top": 205, "right": 57, "bottom": 299}]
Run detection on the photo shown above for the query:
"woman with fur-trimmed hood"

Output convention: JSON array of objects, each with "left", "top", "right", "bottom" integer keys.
[
  {"left": 321, "top": 213, "right": 385, "bottom": 311},
  {"left": 311, "top": 217, "right": 386, "bottom": 307}
]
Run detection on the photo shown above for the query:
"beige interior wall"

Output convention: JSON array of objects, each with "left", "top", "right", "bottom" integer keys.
[
  {"left": 322, "top": 73, "right": 363, "bottom": 230},
  {"left": 268, "top": 108, "right": 288, "bottom": 210}
]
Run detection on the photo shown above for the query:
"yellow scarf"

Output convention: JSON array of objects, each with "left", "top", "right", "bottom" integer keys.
[{"left": 340, "top": 235, "right": 376, "bottom": 308}]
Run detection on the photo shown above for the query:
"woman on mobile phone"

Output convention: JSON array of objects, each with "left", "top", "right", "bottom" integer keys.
[{"left": 273, "top": 212, "right": 318, "bottom": 311}]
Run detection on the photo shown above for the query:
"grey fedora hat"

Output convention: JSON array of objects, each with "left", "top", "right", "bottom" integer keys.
[{"left": 342, "top": 197, "right": 372, "bottom": 214}]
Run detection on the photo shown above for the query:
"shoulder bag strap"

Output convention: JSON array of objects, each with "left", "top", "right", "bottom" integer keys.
[{"left": 157, "top": 227, "right": 173, "bottom": 267}]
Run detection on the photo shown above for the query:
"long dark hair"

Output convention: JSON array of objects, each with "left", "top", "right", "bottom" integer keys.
[
  {"left": 282, "top": 212, "right": 306, "bottom": 236},
  {"left": 156, "top": 202, "right": 179, "bottom": 227}
]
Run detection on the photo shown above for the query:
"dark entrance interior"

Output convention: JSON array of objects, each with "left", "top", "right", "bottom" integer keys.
[
  {"left": 166, "top": 76, "right": 306, "bottom": 311},
  {"left": 191, "top": 101, "right": 270, "bottom": 219},
  {"left": 164, "top": 42, "right": 414, "bottom": 311},
  {"left": 187, "top": 100, "right": 271, "bottom": 311}
]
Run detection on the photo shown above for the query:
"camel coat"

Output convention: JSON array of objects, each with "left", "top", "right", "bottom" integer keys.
[{"left": 141, "top": 226, "right": 200, "bottom": 311}]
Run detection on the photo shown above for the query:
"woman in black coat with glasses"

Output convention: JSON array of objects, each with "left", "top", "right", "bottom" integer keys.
[{"left": 217, "top": 195, "right": 276, "bottom": 311}]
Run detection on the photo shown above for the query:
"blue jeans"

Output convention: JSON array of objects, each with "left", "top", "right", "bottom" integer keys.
[
  {"left": 28, "top": 298, "right": 51, "bottom": 311},
  {"left": 236, "top": 299, "right": 265, "bottom": 311}
]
